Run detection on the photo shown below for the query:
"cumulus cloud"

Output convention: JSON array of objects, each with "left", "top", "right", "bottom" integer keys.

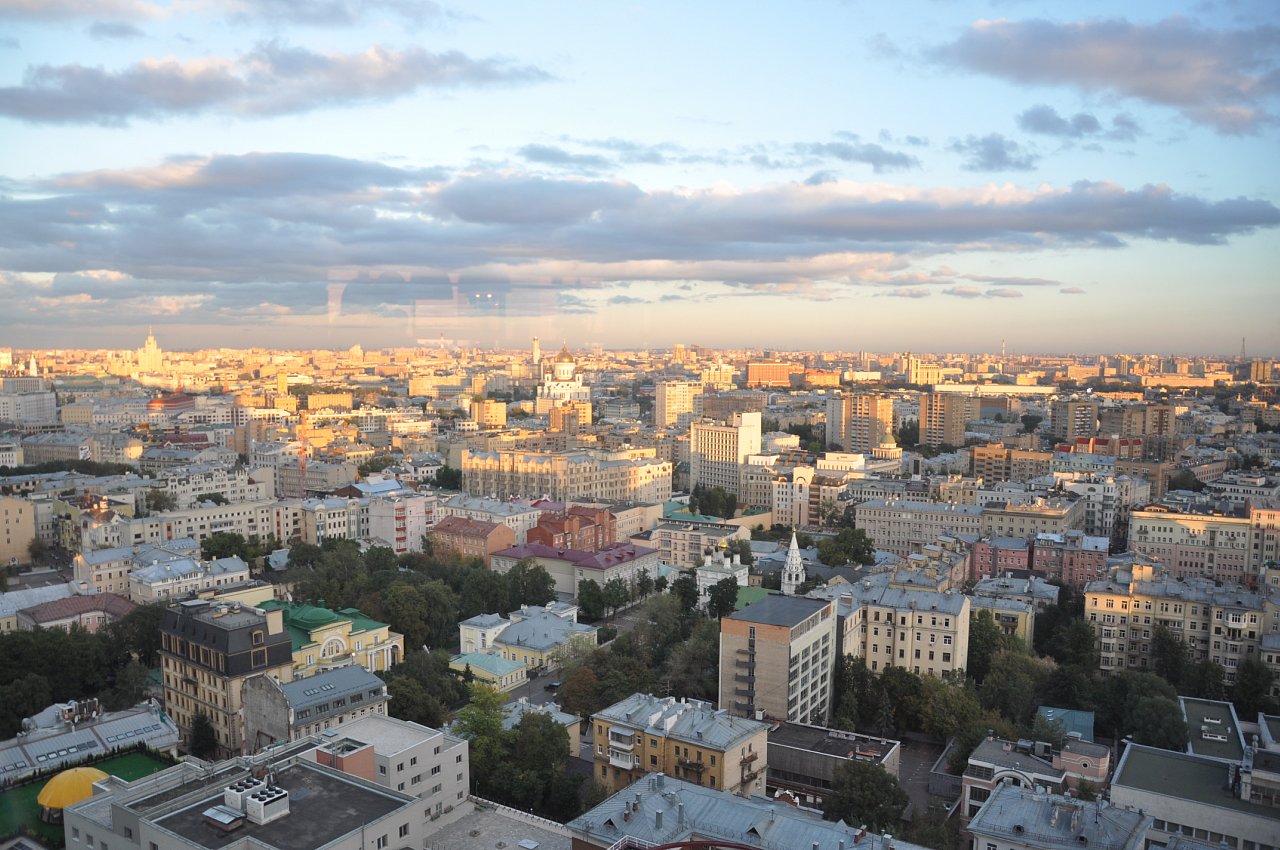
[
  {"left": 950, "top": 133, "right": 1039, "bottom": 171},
  {"left": 0, "top": 0, "right": 158, "bottom": 21},
  {"left": 0, "top": 155, "right": 1275, "bottom": 326},
  {"left": 1018, "top": 104, "right": 1101, "bottom": 138},
  {"left": 0, "top": 42, "right": 550, "bottom": 125},
  {"left": 934, "top": 17, "right": 1280, "bottom": 134},
  {"left": 518, "top": 144, "right": 614, "bottom": 173},
  {"left": 1060, "top": 286, "right": 1087, "bottom": 294},
  {"left": 795, "top": 141, "right": 920, "bottom": 173}
]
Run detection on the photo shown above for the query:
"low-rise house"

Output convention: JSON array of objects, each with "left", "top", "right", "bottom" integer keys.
[
  {"left": 448, "top": 651, "right": 526, "bottom": 692},
  {"left": 16, "top": 591, "right": 134, "bottom": 632},
  {"left": 968, "top": 783, "right": 1150, "bottom": 850},
  {"left": 257, "top": 600, "right": 404, "bottom": 677},
  {"left": 766, "top": 721, "right": 901, "bottom": 807},
  {"left": 127, "top": 555, "right": 251, "bottom": 602}
]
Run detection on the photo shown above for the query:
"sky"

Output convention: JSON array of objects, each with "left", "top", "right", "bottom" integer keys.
[{"left": 0, "top": 0, "right": 1277, "bottom": 355}]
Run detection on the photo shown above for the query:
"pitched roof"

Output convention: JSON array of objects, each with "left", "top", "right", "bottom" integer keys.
[{"left": 19, "top": 593, "right": 134, "bottom": 624}]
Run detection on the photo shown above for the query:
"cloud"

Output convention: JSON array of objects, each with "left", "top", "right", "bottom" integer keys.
[
  {"left": 950, "top": 134, "right": 1039, "bottom": 171},
  {"left": 1059, "top": 286, "right": 1087, "bottom": 294},
  {"left": 87, "top": 20, "right": 144, "bottom": 39},
  {"left": 796, "top": 141, "right": 920, "bottom": 173},
  {"left": 0, "top": 156, "right": 1275, "bottom": 329},
  {"left": 1017, "top": 104, "right": 1101, "bottom": 138},
  {"left": 0, "top": 0, "right": 443, "bottom": 26},
  {"left": 518, "top": 144, "right": 613, "bottom": 173},
  {"left": 934, "top": 17, "right": 1280, "bottom": 134},
  {"left": 0, "top": 42, "right": 550, "bottom": 125},
  {"left": 0, "top": 37, "right": 17, "bottom": 48}
]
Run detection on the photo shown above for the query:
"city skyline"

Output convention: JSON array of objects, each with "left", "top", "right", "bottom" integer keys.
[{"left": 1, "top": 0, "right": 1278, "bottom": 354}]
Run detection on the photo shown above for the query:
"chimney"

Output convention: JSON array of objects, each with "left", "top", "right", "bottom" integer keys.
[{"left": 655, "top": 810, "right": 663, "bottom": 830}]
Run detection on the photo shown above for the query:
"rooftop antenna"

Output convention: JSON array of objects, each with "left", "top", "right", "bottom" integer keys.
[
  {"left": 1001, "top": 339, "right": 1006, "bottom": 358},
  {"left": 1241, "top": 336, "right": 1247, "bottom": 360}
]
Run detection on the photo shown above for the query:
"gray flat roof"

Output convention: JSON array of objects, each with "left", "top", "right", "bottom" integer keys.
[
  {"left": 1114, "top": 744, "right": 1280, "bottom": 820},
  {"left": 768, "top": 723, "right": 897, "bottom": 762},
  {"left": 724, "top": 594, "right": 829, "bottom": 627},
  {"left": 426, "top": 804, "right": 572, "bottom": 850},
  {"left": 1179, "top": 697, "right": 1244, "bottom": 762},
  {"left": 154, "top": 761, "right": 409, "bottom": 850}
]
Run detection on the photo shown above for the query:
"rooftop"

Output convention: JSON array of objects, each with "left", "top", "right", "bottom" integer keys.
[
  {"left": 595, "top": 695, "right": 767, "bottom": 750},
  {"left": 152, "top": 760, "right": 411, "bottom": 850},
  {"left": 968, "top": 783, "right": 1149, "bottom": 850},
  {"left": 326, "top": 714, "right": 446, "bottom": 756},
  {"left": 724, "top": 594, "right": 830, "bottom": 628},
  {"left": 1113, "top": 744, "right": 1280, "bottom": 820},
  {"left": 425, "top": 801, "right": 572, "bottom": 850},
  {"left": 1178, "top": 697, "right": 1244, "bottom": 762},
  {"left": 279, "top": 666, "right": 386, "bottom": 712},
  {"left": 768, "top": 722, "right": 898, "bottom": 764},
  {"left": 451, "top": 651, "right": 524, "bottom": 676},
  {"left": 1036, "top": 707, "right": 1096, "bottom": 743}
]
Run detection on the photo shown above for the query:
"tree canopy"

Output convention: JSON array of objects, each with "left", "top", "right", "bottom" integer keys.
[{"left": 821, "top": 760, "right": 908, "bottom": 832}]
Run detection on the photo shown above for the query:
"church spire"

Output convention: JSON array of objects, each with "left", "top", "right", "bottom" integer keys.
[{"left": 781, "top": 530, "right": 805, "bottom": 596}]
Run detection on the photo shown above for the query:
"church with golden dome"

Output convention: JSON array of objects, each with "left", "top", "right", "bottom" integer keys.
[{"left": 534, "top": 344, "right": 591, "bottom": 415}]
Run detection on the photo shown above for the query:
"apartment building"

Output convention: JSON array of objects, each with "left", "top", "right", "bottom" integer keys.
[
  {"left": 0, "top": 494, "right": 36, "bottom": 566},
  {"left": 853, "top": 500, "right": 984, "bottom": 557},
  {"left": 719, "top": 596, "right": 836, "bottom": 725},
  {"left": 128, "top": 555, "right": 252, "bottom": 602},
  {"left": 366, "top": 493, "right": 432, "bottom": 554},
  {"left": 1050, "top": 397, "right": 1100, "bottom": 440},
  {"left": 469, "top": 397, "right": 507, "bottom": 429},
  {"left": 436, "top": 493, "right": 543, "bottom": 543},
  {"left": 156, "top": 464, "right": 271, "bottom": 509},
  {"left": 1085, "top": 560, "right": 1270, "bottom": 682},
  {"left": 968, "top": 783, "right": 1150, "bottom": 850},
  {"left": 745, "top": 362, "right": 793, "bottom": 388},
  {"left": 592, "top": 693, "right": 769, "bottom": 796},
  {"left": 1128, "top": 504, "right": 1255, "bottom": 584},
  {"left": 491, "top": 541, "right": 660, "bottom": 598},
  {"left": 645, "top": 520, "right": 748, "bottom": 568},
  {"left": 656, "top": 380, "right": 704, "bottom": 427},
  {"left": 430, "top": 515, "right": 516, "bottom": 566},
  {"left": 690, "top": 412, "right": 762, "bottom": 496},
  {"left": 825, "top": 392, "right": 893, "bottom": 453},
  {"left": 160, "top": 599, "right": 294, "bottom": 757},
  {"left": 971, "top": 443, "right": 1054, "bottom": 484},
  {"left": 816, "top": 570, "right": 970, "bottom": 678},
  {"left": 1030, "top": 531, "right": 1109, "bottom": 589},
  {"left": 980, "top": 497, "right": 1085, "bottom": 538},
  {"left": 462, "top": 447, "right": 672, "bottom": 503},
  {"left": 82, "top": 498, "right": 279, "bottom": 551},
  {"left": 918, "top": 392, "right": 977, "bottom": 448},
  {"left": 242, "top": 664, "right": 390, "bottom": 751}
]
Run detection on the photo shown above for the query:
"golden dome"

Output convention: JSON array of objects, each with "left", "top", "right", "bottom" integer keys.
[
  {"left": 553, "top": 346, "right": 574, "bottom": 363},
  {"left": 37, "top": 767, "right": 110, "bottom": 811}
]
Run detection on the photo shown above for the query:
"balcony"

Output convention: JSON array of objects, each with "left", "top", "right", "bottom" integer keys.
[
  {"left": 607, "top": 749, "right": 638, "bottom": 770},
  {"left": 734, "top": 673, "right": 755, "bottom": 684},
  {"left": 677, "top": 757, "right": 705, "bottom": 772},
  {"left": 607, "top": 731, "right": 635, "bottom": 749},
  {"left": 740, "top": 751, "right": 759, "bottom": 766},
  {"left": 734, "top": 687, "right": 754, "bottom": 698},
  {"left": 733, "top": 658, "right": 753, "bottom": 670}
]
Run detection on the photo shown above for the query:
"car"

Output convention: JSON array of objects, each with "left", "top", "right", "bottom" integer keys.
[{"left": 547, "top": 681, "right": 561, "bottom": 691}]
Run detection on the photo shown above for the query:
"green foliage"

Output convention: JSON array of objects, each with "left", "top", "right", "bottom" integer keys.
[
  {"left": 690, "top": 484, "right": 736, "bottom": 519},
  {"left": 189, "top": 711, "right": 218, "bottom": 759},
  {"left": 358, "top": 455, "right": 398, "bottom": 476},
  {"left": 1028, "top": 713, "right": 1066, "bottom": 749},
  {"left": 728, "top": 539, "right": 754, "bottom": 565},
  {"left": 1151, "top": 625, "right": 1189, "bottom": 684},
  {"left": 967, "top": 609, "right": 1016, "bottom": 684},
  {"left": 1232, "top": 657, "right": 1277, "bottom": 717},
  {"left": 1020, "top": 413, "right": 1042, "bottom": 434},
  {"left": 1182, "top": 660, "right": 1227, "bottom": 701},
  {"left": 381, "top": 650, "right": 467, "bottom": 727},
  {"left": 821, "top": 760, "right": 908, "bottom": 832},
  {"left": 816, "top": 527, "right": 876, "bottom": 567},
  {"left": 601, "top": 577, "right": 630, "bottom": 616},
  {"left": 0, "top": 459, "right": 135, "bottom": 477},
  {"left": 896, "top": 420, "right": 919, "bottom": 448},
  {"left": 145, "top": 489, "right": 179, "bottom": 513},
  {"left": 435, "top": 465, "right": 463, "bottom": 489},
  {"left": 670, "top": 573, "right": 699, "bottom": 612},
  {"left": 1167, "top": 469, "right": 1206, "bottom": 492},
  {"left": 634, "top": 569, "right": 654, "bottom": 598},
  {"left": 507, "top": 558, "right": 557, "bottom": 607},
  {"left": 1129, "top": 696, "right": 1189, "bottom": 751},
  {"left": 979, "top": 651, "right": 1051, "bottom": 726},
  {"left": 707, "top": 576, "right": 740, "bottom": 619},
  {"left": 452, "top": 683, "right": 508, "bottom": 791},
  {"left": 201, "top": 531, "right": 250, "bottom": 561},
  {"left": 577, "top": 579, "right": 606, "bottom": 620},
  {"left": 194, "top": 492, "right": 229, "bottom": 506}
]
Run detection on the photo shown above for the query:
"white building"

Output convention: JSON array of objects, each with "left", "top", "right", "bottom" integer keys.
[
  {"left": 690, "top": 412, "right": 762, "bottom": 497},
  {"left": 367, "top": 493, "right": 433, "bottom": 554},
  {"left": 534, "top": 346, "right": 591, "bottom": 415}
]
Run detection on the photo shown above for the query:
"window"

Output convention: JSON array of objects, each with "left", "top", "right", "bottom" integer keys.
[
  {"left": 411, "top": 756, "right": 418, "bottom": 765},
  {"left": 431, "top": 765, "right": 441, "bottom": 775},
  {"left": 399, "top": 824, "right": 410, "bottom": 838},
  {"left": 375, "top": 837, "right": 388, "bottom": 849}
]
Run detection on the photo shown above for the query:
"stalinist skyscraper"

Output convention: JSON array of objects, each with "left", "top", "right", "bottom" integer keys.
[{"left": 136, "top": 328, "right": 163, "bottom": 372}]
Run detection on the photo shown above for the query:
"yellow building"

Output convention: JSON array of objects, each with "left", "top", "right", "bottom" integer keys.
[
  {"left": 592, "top": 693, "right": 769, "bottom": 796},
  {"left": 0, "top": 495, "right": 36, "bottom": 566},
  {"left": 257, "top": 600, "right": 404, "bottom": 678}
]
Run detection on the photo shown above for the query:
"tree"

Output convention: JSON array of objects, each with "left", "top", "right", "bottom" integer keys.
[
  {"left": 821, "top": 760, "right": 908, "bottom": 832},
  {"left": 459, "top": 568, "right": 511, "bottom": 619},
  {"left": 452, "top": 683, "right": 509, "bottom": 795},
  {"left": 817, "top": 498, "right": 842, "bottom": 527},
  {"left": 966, "top": 609, "right": 1012, "bottom": 684},
  {"left": 1183, "top": 660, "right": 1226, "bottom": 701},
  {"left": 1050, "top": 620, "right": 1099, "bottom": 670},
  {"left": 1232, "top": 657, "right": 1277, "bottom": 717},
  {"left": 1028, "top": 713, "right": 1067, "bottom": 749},
  {"left": 663, "top": 620, "right": 721, "bottom": 701},
  {"left": 917, "top": 676, "right": 982, "bottom": 741},
  {"left": 1129, "top": 696, "right": 1188, "bottom": 751},
  {"left": 364, "top": 546, "right": 398, "bottom": 574},
  {"left": 195, "top": 492, "right": 229, "bottom": 505},
  {"left": 1020, "top": 413, "right": 1042, "bottom": 434},
  {"left": 288, "top": 542, "right": 324, "bottom": 569},
  {"left": 979, "top": 651, "right": 1050, "bottom": 726},
  {"left": 110, "top": 601, "right": 167, "bottom": 666},
  {"left": 435, "top": 465, "right": 463, "bottom": 489},
  {"left": 707, "top": 577, "right": 740, "bottom": 619},
  {"left": 556, "top": 666, "right": 601, "bottom": 718},
  {"left": 602, "top": 577, "right": 630, "bottom": 617},
  {"left": 508, "top": 558, "right": 557, "bottom": 607},
  {"left": 635, "top": 569, "right": 654, "bottom": 599},
  {"left": 145, "top": 489, "right": 178, "bottom": 513},
  {"left": 384, "top": 675, "right": 446, "bottom": 727},
  {"left": 1151, "top": 625, "right": 1189, "bottom": 685},
  {"left": 817, "top": 527, "right": 876, "bottom": 567},
  {"left": 201, "top": 531, "right": 249, "bottom": 561},
  {"left": 189, "top": 711, "right": 219, "bottom": 759},
  {"left": 670, "top": 573, "right": 699, "bottom": 613},
  {"left": 105, "top": 659, "right": 150, "bottom": 710},
  {"left": 577, "top": 579, "right": 606, "bottom": 620},
  {"left": 27, "top": 537, "right": 49, "bottom": 564},
  {"left": 896, "top": 421, "right": 919, "bottom": 448}
]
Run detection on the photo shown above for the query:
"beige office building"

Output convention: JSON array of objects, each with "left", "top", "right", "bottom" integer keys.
[
  {"left": 656, "top": 380, "right": 704, "bottom": 428},
  {"left": 825, "top": 393, "right": 893, "bottom": 453},
  {"left": 720, "top": 596, "right": 836, "bottom": 725},
  {"left": 690, "top": 412, "right": 761, "bottom": 496}
]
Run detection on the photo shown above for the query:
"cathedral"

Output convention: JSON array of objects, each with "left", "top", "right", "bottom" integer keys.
[{"left": 534, "top": 345, "right": 591, "bottom": 415}]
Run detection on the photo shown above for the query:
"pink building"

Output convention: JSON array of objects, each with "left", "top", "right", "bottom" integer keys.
[
  {"left": 1031, "top": 531, "right": 1109, "bottom": 591},
  {"left": 969, "top": 536, "right": 1031, "bottom": 581}
]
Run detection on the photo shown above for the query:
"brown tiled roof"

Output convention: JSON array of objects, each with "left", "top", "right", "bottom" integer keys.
[
  {"left": 19, "top": 592, "right": 135, "bottom": 623},
  {"left": 433, "top": 515, "right": 502, "bottom": 538}
]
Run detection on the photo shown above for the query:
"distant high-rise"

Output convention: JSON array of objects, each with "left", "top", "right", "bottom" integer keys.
[
  {"left": 918, "top": 392, "right": 975, "bottom": 448},
  {"left": 825, "top": 392, "right": 893, "bottom": 452},
  {"left": 1050, "top": 398, "right": 1100, "bottom": 441},
  {"left": 655, "top": 380, "right": 703, "bottom": 428},
  {"left": 136, "top": 327, "right": 163, "bottom": 372},
  {"left": 531, "top": 335, "right": 541, "bottom": 364},
  {"left": 690, "top": 411, "right": 761, "bottom": 496}
]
